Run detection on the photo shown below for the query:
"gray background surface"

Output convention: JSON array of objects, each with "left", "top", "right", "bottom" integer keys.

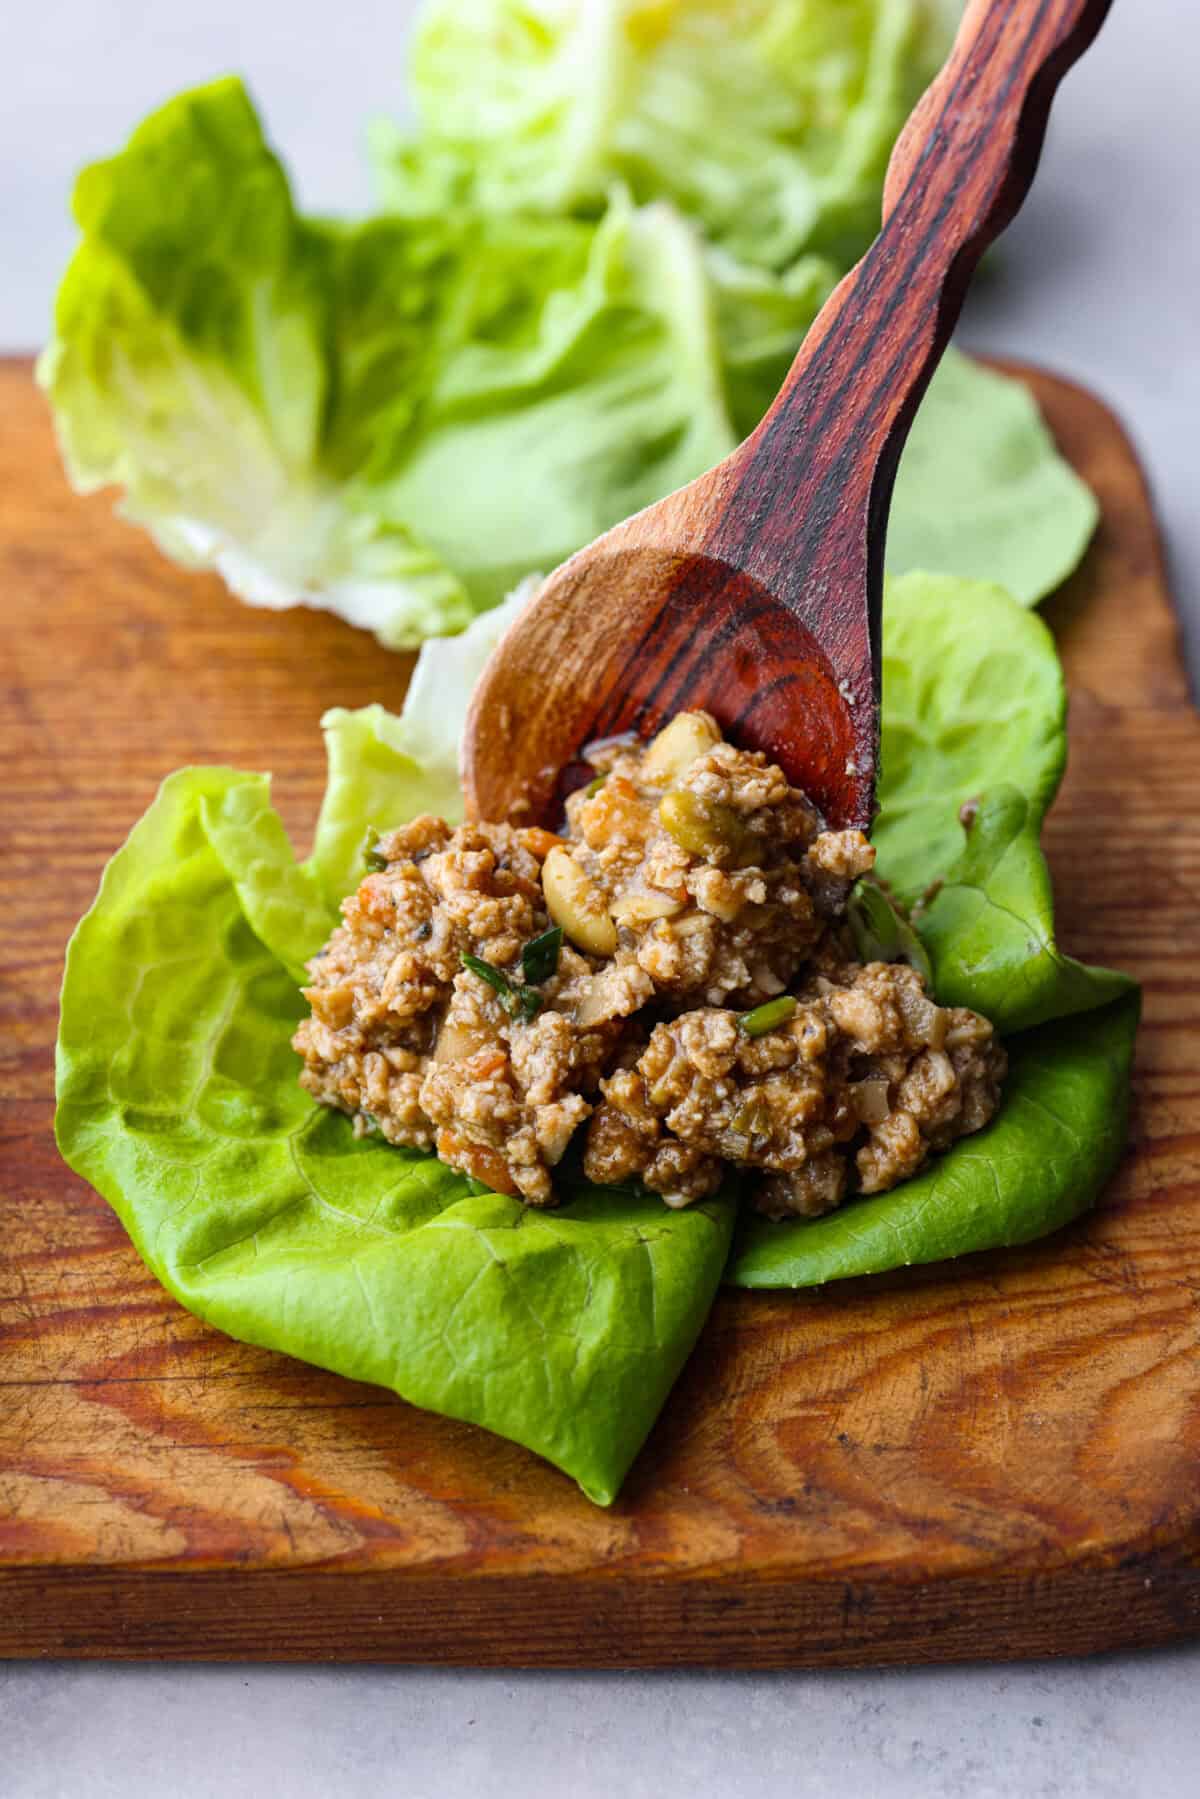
[{"left": 2, "top": 3, "right": 1198, "bottom": 1794}]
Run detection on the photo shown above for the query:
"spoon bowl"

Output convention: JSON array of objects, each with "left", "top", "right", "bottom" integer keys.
[
  {"left": 469, "top": 541, "right": 856, "bottom": 828},
  {"left": 464, "top": 0, "right": 1112, "bottom": 830}
]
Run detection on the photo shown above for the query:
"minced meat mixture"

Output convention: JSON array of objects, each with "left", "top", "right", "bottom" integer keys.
[{"left": 294, "top": 712, "right": 1005, "bottom": 1214}]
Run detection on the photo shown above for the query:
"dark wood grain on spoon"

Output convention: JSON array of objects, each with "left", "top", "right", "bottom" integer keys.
[{"left": 464, "top": 0, "right": 1112, "bottom": 831}]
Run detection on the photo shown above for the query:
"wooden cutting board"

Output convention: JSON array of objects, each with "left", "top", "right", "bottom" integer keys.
[{"left": 1, "top": 355, "right": 1197, "bottom": 1666}]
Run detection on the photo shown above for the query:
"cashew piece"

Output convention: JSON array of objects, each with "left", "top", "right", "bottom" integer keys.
[
  {"left": 542, "top": 847, "right": 618, "bottom": 956},
  {"left": 641, "top": 711, "right": 722, "bottom": 784}
]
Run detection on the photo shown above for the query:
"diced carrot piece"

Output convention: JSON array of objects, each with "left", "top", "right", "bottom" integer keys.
[
  {"left": 517, "top": 826, "right": 565, "bottom": 862},
  {"left": 436, "top": 1129, "right": 518, "bottom": 1197}
]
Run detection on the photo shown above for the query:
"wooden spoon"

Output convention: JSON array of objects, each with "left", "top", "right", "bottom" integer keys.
[{"left": 464, "top": 0, "right": 1112, "bottom": 832}]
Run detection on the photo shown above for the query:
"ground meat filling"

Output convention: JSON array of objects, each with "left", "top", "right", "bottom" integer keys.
[
  {"left": 583, "top": 966, "right": 1005, "bottom": 1216},
  {"left": 295, "top": 712, "right": 1006, "bottom": 1212}
]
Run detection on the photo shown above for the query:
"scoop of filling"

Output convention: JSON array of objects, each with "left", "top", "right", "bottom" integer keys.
[{"left": 294, "top": 712, "right": 1005, "bottom": 1211}]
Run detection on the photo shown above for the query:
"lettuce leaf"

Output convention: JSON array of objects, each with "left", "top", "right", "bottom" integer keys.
[
  {"left": 38, "top": 81, "right": 472, "bottom": 647},
  {"left": 379, "top": 0, "right": 948, "bottom": 273},
  {"left": 55, "top": 764, "right": 734, "bottom": 1506},
  {"left": 877, "top": 573, "right": 1134, "bottom": 1033},
  {"left": 305, "top": 578, "right": 540, "bottom": 906},
  {"left": 39, "top": 79, "right": 740, "bottom": 647},
  {"left": 727, "top": 990, "right": 1140, "bottom": 1288},
  {"left": 306, "top": 705, "right": 457, "bottom": 913},
  {"left": 888, "top": 350, "right": 1098, "bottom": 604},
  {"left": 42, "top": 75, "right": 1095, "bottom": 649},
  {"left": 913, "top": 788, "right": 1133, "bottom": 1032},
  {"left": 705, "top": 245, "right": 837, "bottom": 437}
]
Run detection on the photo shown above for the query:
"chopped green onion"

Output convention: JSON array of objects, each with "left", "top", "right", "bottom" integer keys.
[
  {"left": 461, "top": 951, "right": 511, "bottom": 999},
  {"left": 461, "top": 952, "right": 543, "bottom": 1022},
  {"left": 513, "top": 987, "right": 543, "bottom": 1022},
  {"left": 363, "top": 826, "right": 388, "bottom": 873},
  {"left": 522, "top": 925, "right": 563, "bottom": 986},
  {"left": 738, "top": 996, "right": 798, "bottom": 1038},
  {"left": 584, "top": 773, "right": 608, "bottom": 797}
]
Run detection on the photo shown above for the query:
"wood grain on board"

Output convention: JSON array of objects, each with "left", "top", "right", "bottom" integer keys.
[{"left": 0, "top": 355, "right": 1197, "bottom": 1665}]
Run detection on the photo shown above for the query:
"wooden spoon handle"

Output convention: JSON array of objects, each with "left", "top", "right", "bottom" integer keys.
[{"left": 703, "top": 0, "right": 1112, "bottom": 791}]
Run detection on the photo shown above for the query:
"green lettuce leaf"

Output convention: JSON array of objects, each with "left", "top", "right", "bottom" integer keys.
[
  {"left": 305, "top": 705, "right": 457, "bottom": 913},
  {"left": 727, "top": 990, "right": 1140, "bottom": 1288},
  {"left": 888, "top": 349, "right": 1098, "bottom": 604},
  {"left": 877, "top": 573, "right": 1134, "bottom": 1033},
  {"left": 199, "top": 777, "right": 331, "bottom": 980},
  {"left": 42, "top": 77, "right": 1095, "bottom": 653},
  {"left": 38, "top": 80, "right": 474, "bottom": 647},
  {"left": 379, "top": 0, "right": 948, "bottom": 273},
  {"left": 55, "top": 763, "right": 734, "bottom": 1505},
  {"left": 305, "top": 577, "right": 540, "bottom": 906},
  {"left": 705, "top": 246, "right": 837, "bottom": 437},
  {"left": 913, "top": 787, "right": 1133, "bottom": 1031},
  {"left": 39, "top": 78, "right": 740, "bottom": 647}
]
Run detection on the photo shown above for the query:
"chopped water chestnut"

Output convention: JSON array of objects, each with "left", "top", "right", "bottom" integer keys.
[{"left": 296, "top": 713, "right": 1005, "bottom": 1210}]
